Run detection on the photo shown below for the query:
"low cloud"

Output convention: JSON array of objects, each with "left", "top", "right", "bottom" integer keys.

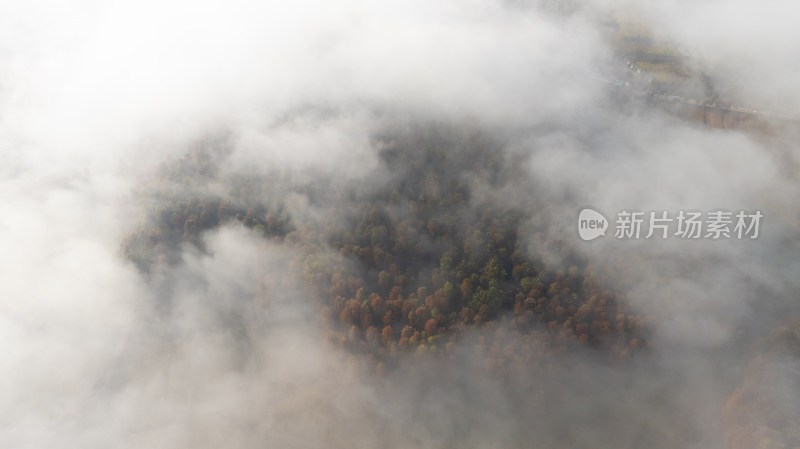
[{"left": 2, "top": 0, "right": 799, "bottom": 448}]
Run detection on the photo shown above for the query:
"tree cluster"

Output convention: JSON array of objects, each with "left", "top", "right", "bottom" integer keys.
[{"left": 121, "top": 123, "right": 647, "bottom": 372}]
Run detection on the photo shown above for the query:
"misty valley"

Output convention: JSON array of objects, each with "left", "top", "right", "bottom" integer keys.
[{"left": 3, "top": 1, "right": 800, "bottom": 449}]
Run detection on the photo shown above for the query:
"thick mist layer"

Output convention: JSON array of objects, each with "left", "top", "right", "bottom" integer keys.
[{"left": 2, "top": 1, "right": 799, "bottom": 448}]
